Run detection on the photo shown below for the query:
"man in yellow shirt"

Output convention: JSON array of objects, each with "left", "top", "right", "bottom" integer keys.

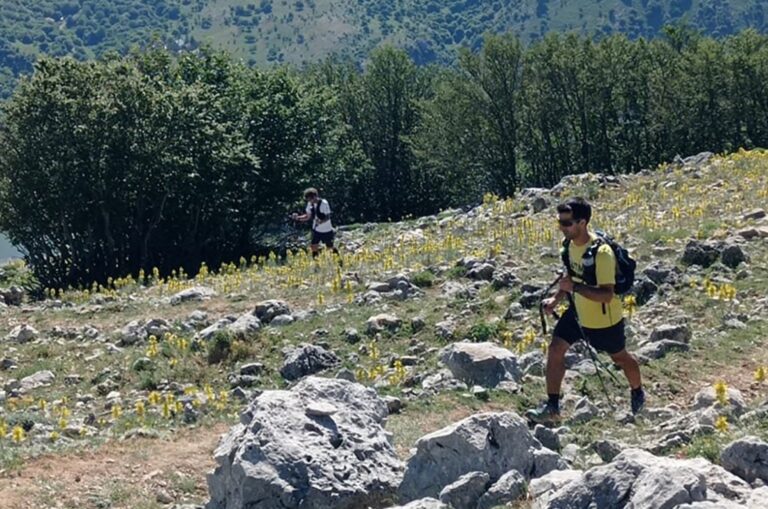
[{"left": 526, "top": 197, "right": 644, "bottom": 423}]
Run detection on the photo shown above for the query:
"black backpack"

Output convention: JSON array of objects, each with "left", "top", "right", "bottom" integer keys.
[
  {"left": 561, "top": 230, "right": 636, "bottom": 294},
  {"left": 310, "top": 199, "right": 330, "bottom": 221}
]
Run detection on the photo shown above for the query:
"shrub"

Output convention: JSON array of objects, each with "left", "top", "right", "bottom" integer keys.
[
  {"left": 230, "top": 340, "right": 256, "bottom": 363},
  {"left": 207, "top": 331, "right": 233, "bottom": 364},
  {"left": 468, "top": 322, "right": 496, "bottom": 342},
  {"left": 411, "top": 270, "right": 435, "bottom": 288}
]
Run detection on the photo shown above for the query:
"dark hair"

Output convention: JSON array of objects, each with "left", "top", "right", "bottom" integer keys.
[{"left": 557, "top": 197, "right": 591, "bottom": 223}]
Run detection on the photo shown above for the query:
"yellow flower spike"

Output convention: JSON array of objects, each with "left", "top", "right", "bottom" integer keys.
[
  {"left": 11, "top": 425, "right": 25, "bottom": 443},
  {"left": 162, "top": 401, "right": 172, "bottom": 419},
  {"left": 148, "top": 391, "right": 161, "bottom": 406},
  {"left": 39, "top": 399, "right": 47, "bottom": 412},
  {"left": 502, "top": 331, "right": 513, "bottom": 349},
  {"left": 623, "top": 295, "right": 637, "bottom": 317},
  {"left": 175, "top": 401, "right": 184, "bottom": 415},
  {"left": 755, "top": 367, "right": 766, "bottom": 383},
  {"left": 111, "top": 405, "right": 122, "bottom": 420},
  {"left": 523, "top": 328, "right": 536, "bottom": 345},
  {"left": 715, "top": 415, "right": 729, "bottom": 433},
  {"left": 50, "top": 431, "right": 60, "bottom": 442},
  {"left": 714, "top": 380, "right": 728, "bottom": 405},
  {"left": 135, "top": 401, "right": 146, "bottom": 419},
  {"left": 317, "top": 292, "right": 325, "bottom": 306},
  {"left": 0, "top": 420, "right": 6, "bottom": 438},
  {"left": 169, "top": 358, "right": 178, "bottom": 368},
  {"left": 58, "top": 416, "right": 68, "bottom": 429},
  {"left": 355, "top": 368, "right": 368, "bottom": 381}
]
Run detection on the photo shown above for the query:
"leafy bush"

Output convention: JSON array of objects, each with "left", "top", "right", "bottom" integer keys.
[
  {"left": 468, "top": 322, "right": 497, "bottom": 343},
  {"left": 230, "top": 340, "right": 256, "bottom": 363},
  {"left": 207, "top": 331, "right": 233, "bottom": 364},
  {"left": 411, "top": 270, "right": 435, "bottom": 288}
]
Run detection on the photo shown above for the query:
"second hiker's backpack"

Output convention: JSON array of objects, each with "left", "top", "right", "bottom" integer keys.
[
  {"left": 562, "top": 230, "right": 636, "bottom": 294},
  {"left": 311, "top": 199, "right": 331, "bottom": 221}
]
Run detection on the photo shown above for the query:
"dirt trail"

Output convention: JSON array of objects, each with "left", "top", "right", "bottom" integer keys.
[{"left": 0, "top": 423, "right": 229, "bottom": 509}]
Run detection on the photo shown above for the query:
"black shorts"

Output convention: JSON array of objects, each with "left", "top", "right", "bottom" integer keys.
[
  {"left": 553, "top": 307, "right": 626, "bottom": 355},
  {"left": 311, "top": 229, "right": 335, "bottom": 247}
]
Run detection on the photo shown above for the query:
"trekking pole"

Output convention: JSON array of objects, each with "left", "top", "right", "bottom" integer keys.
[
  {"left": 538, "top": 272, "right": 564, "bottom": 336},
  {"left": 565, "top": 292, "right": 621, "bottom": 405}
]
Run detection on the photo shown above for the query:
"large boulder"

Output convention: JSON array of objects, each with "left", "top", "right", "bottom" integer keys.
[
  {"left": 439, "top": 342, "right": 522, "bottom": 387},
  {"left": 399, "top": 412, "right": 539, "bottom": 502},
  {"left": 539, "top": 448, "right": 754, "bottom": 508},
  {"left": 280, "top": 344, "right": 341, "bottom": 381},
  {"left": 720, "top": 436, "right": 768, "bottom": 483},
  {"left": 206, "top": 377, "right": 403, "bottom": 509}
]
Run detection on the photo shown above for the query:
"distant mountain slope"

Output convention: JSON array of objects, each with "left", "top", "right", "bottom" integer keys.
[{"left": 0, "top": 0, "right": 767, "bottom": 98}]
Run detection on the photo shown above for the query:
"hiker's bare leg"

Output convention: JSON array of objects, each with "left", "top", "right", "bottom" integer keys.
[
  {"left": 310, "top": 243, "right": 320, "bottom": 258},
  {"left": 546, "top": 337, "right": 571, "bottom": 395},
  {"left": 610, "top": 349, "right": 642, "bottom": 390}
]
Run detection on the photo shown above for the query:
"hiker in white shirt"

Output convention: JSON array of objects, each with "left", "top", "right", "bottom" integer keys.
[{"left": 291, "top": 187, "right": 340, "bottom": 260}]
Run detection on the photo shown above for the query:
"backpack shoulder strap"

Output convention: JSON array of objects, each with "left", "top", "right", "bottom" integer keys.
[{"left": 561, "top": 239, "right": 574, "bottom": 276}]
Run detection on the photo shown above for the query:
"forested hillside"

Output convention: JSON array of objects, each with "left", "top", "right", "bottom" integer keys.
[{"left": 1, "top": 0, "right": 768, "bottom": 98}]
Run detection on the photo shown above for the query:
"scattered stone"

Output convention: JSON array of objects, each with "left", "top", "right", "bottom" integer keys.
[
  {"left": 336, "top": 368, "right": 356, "bottom": 382},
  {"left": 0, "top": 357, "right": 18, "bottom": 370},
  {"left": 0, "top": 286, "right": 24, "bottom": 306},
  {"left": 636, "top": 340, "right": 690, "bottom": 362},
  {"left": 534, "top": 425, "right": 560, "bottom": 451},
  {"left": 721, "top": 244, "right": 749, "bottom": 268},
  {"left": 410, "top": 316, "right": 426, "bottom": 332},
  {"left": 5, "top": 324, "right": 38, "bottom": 343},
  {"left": 692, "top": 386, "right": 747, "bottom": 416},
  {"left": 343, "top": 327, "right": 361, "bottom": 343},
  {"left": 383, "top": 395, "right": 403, "bottom": 414},
  {"left": 681, "top": 240, "right": 720, "bottom": 268},
  {"left": 367, "top": 281, "right": 392, "bottom": 293},
  {"left": 742, "top": 209, "right": 766, "bottom": 221},
  {"left": 253, "top": 299, "right": 291, "bottom": 323},
  {"left": 467, "top": 263, "right": 495, "bottom": 281},
  {"left": 19, "top": 370, "right": 55, "bottom": 392},
  {"left": 226, "top": 313, "right": 261, "bottom": 339},
  {"left": 649, "top": 323, "right": 692, "bottom": 344},
  {"left": 239, "top": 363, "right": 263, "bottom": 376},
  {"left": 434, "top": 320, "right": 456, "bottom": 340},
  {"left": 439, "top": 342, "right": 522, "bottom": 388},
  {"left": 438, "top": 471, "right": 490, "bottom": 509},
  {"left": 270, "top": 314, "right": 295, "bottom": 326},
  {"left": 280, "top": 344, "right": 340, "bottom": 381},
  {"left": 131, "top": 357, "right": 154, "bottom": 372},
  {"left": 477, "top": 469, "right": 527, "bottom": 509},
  {"left": 366, "top": 313, "right": 402, "bottom": 334},
  {"left": 170, "top": 286, "right": 216, "bottom": 305}
]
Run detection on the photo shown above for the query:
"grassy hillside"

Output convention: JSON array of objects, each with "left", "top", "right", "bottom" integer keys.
[
  {"left": 0, "top": 150, "right": 766, "bottom": 507},
  {"left": 1, "top": 0, "right": 767, "bottom": 98}
]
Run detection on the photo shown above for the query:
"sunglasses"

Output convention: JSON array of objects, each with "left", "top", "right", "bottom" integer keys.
[{"left": 558, "top": 219, "right": 578, "bottom": 227}]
